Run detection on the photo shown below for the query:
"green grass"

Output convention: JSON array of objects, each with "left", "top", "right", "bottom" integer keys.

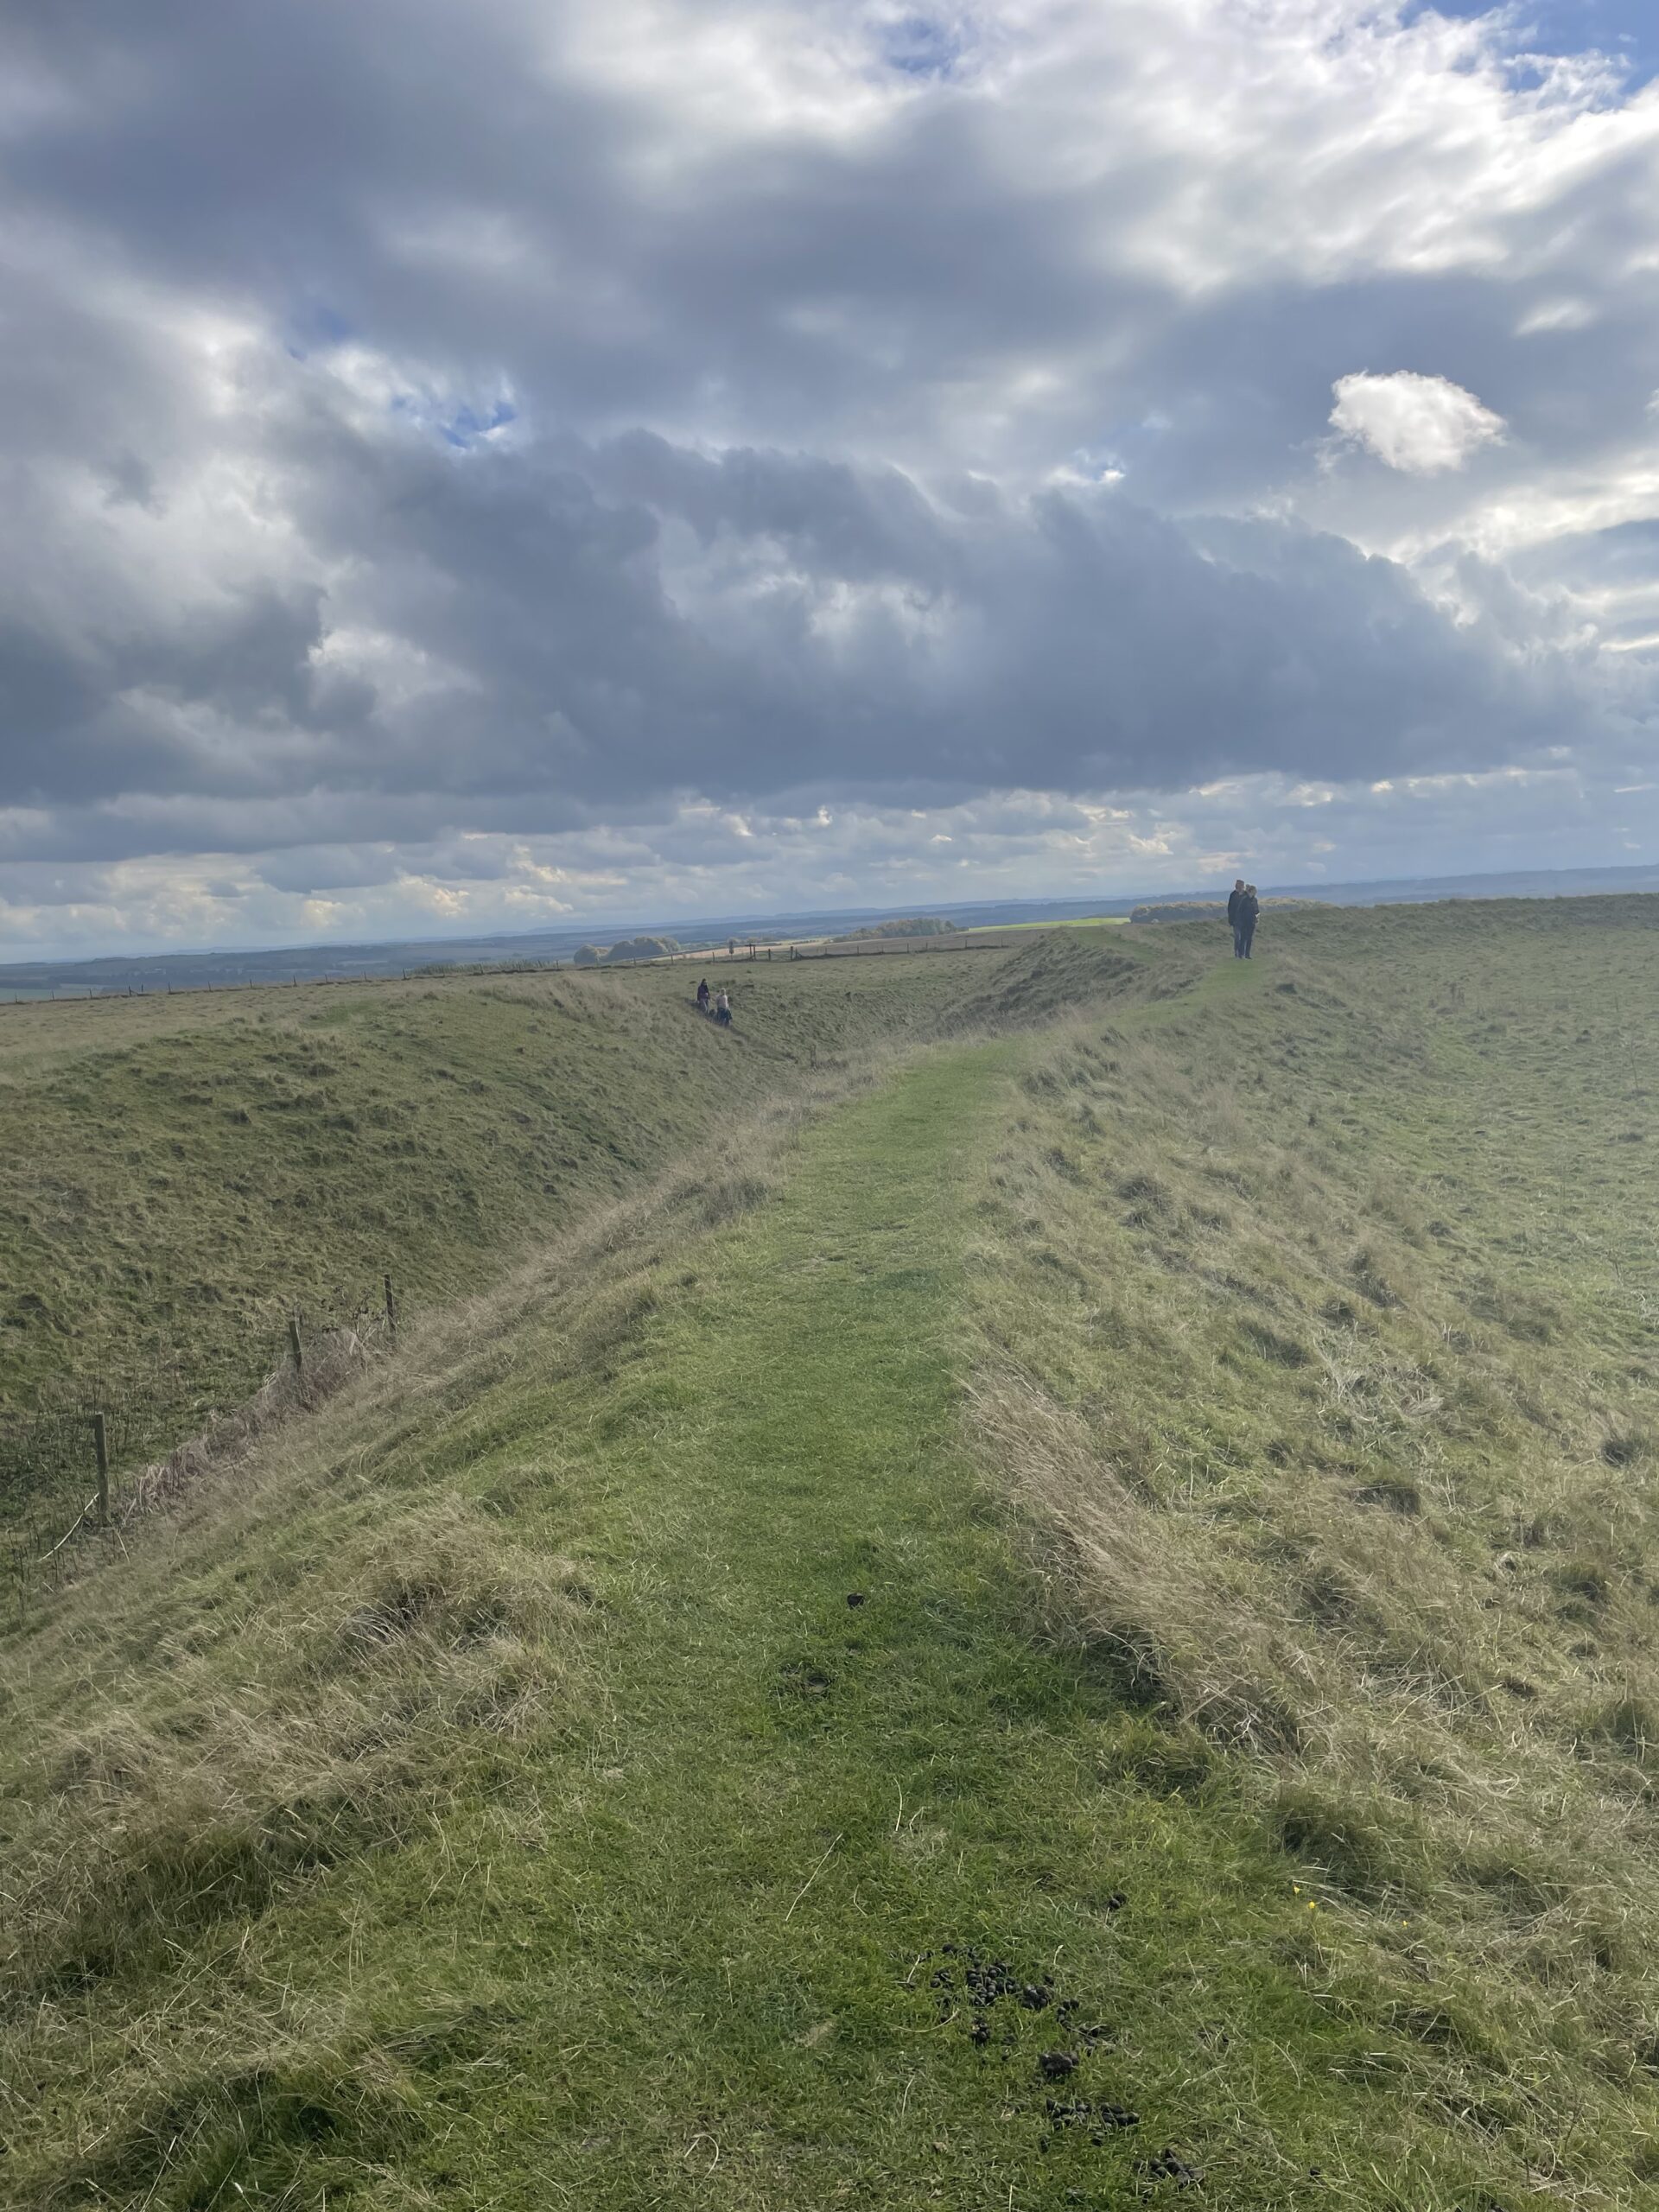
[
  {"left": 0, "top": 926, "right": 1165, "bottom": 1427},
  {"left": 967, "top": 895, "right": 1659, "bottom": 2199},
  {"left": 3, "top": 899, "right": 1658, "bottom": 2205},
  {"left": 975, "top": 914, "right": 1132, "bottom": 931},
  {"left": 0, "top": 944, "right": 1084, "bottom": 1535}
]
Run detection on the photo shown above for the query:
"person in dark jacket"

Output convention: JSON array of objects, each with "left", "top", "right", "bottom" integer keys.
[
  {"left": 696, "top": 976, "right": 710, "bottom": 1013},
  {"left": 1239, "top": 885, "right": 1260, "bottom": 959},
  {"left": 1227, "top": 879, "right": 1247, "bottom": 957}
]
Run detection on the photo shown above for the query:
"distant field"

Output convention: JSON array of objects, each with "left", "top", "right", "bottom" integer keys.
[
  {"left": 973, "top": 912, "right": 1133, "bottom": 932},
  {"left": 4, "top": 896, "right": 1658, "bottom": 2208}
]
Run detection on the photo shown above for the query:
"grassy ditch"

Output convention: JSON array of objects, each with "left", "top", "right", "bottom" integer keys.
[
  {"left": 0, "top": 945, "right": 1048, "bottom": 1408},
  {"left": 0, "top": 937, "right": 1154, "bottom": 1549}
]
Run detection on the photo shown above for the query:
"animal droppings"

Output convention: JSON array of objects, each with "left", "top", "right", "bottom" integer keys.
[{"left": 1136, "top": 2149, "right": 1203, "bottom": 2188}]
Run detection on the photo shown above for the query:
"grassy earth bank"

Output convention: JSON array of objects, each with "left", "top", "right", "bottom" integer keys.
[
  {"left": 1, "top": 901, "right": 1656, "bottom": 2206},
  {"left": 0, "top": 933, "right": 1153, "bottom": 1544}
]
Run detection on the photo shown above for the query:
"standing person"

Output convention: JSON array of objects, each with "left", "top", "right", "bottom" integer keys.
[
  {"left": 1239, "top": 885, "right": 1260, "bottom": 960},
  {"left": 1227, "top": 879, "right": 1247, "bottom": 958},
  {"left": 715, "top": 988, "right": 731, "bottom": 1027},
  {"left": 696, "top": 976, "right": 710, "bottom": 1013}
]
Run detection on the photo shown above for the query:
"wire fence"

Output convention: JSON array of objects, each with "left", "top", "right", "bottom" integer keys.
[{"left": 0, "top": 1274, "right": 401, "bottom": 1599}]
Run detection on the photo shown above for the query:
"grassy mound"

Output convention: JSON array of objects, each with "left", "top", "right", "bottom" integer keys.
[
  {"left": 0, "top": 1109, "right": 819, "bottom": 2206},
  {"left": 970, "top": 896, "right": 1659, "bottom": 2189},
  {"left": 0, "top": 946, "right": 1054, "bottom": 1545},
  {"left": 3, "top": 898, "right": 1657, "bottom": 2205}
]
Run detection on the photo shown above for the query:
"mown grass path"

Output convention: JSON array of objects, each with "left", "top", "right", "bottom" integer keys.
[{"left": 409, "top": 1031, "right": 1491, "bottom": 2211}]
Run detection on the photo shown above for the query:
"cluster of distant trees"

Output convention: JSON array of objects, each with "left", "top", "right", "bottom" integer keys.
[
  {"left": 835, "top": 916, "right": 961, "bottom": 941},
  {"left": 574, "top": 935, "right": 683, "bottom": 965}
]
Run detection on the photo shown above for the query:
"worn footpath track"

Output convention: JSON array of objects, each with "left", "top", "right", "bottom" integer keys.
[{"left": 396, "top": 1029, "right": 1459, "bottom": 2209}]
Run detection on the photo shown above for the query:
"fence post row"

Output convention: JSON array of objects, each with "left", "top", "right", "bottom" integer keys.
[
  {"left": 6, "top": 1271, "right": 410, "bottom": 1598},
  {"left": 92, "top": 1411, "right": 109, "bottom": 1529}
]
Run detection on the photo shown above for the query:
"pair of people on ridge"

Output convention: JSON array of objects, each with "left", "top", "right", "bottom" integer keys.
[
  {"left": 696, "top": 977, "right": 732, "bottom": 1026},
  {"left": 1227, "top": 880, "right": 1260, "bottom": 960}
]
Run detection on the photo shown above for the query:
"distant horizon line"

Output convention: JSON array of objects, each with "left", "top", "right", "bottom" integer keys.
[{"left": 5, "top": 857, "right": 1659, "bottom": 976}]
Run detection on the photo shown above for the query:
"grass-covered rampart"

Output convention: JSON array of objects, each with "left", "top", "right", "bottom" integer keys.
[
  {"left": 0, "top": 939, "right": 1137, "bottom": 1542},
  {"left": 2, "top": 898, "right": 1656, "bottom": 2207},
  {"left": 0, "top": 954, "right": 982, "bottom": 1407},
  {"left": 969, "top": 895, "right": 1659, "bottom": 2196}
]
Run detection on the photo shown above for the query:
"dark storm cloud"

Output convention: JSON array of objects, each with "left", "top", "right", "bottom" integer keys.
[
  {"left": 0, "top": 375, "right": 1588, "bottom": 860},
  {"left": 1, "top": 0, "right": 1657, "bottom": 938},
  {"left": 0, "top": 584, "right": 372, "bottom": 810}
]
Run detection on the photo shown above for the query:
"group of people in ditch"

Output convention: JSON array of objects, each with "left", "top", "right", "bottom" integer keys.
[
  {"left": 695, "top": 976, "right": 733, "bottom": 1026},
  {"left": 1227, "top": 880, "right": 1261, "bottom": 960}
]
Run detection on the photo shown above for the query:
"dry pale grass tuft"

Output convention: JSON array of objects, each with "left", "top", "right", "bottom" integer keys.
[
  {"left": 0, "top": 1052, "right": 910, "bottom": 2203},
  {"left": 967, "top": 1363, "right": 1307, "bottom": 1753},
  {"left": 124, "top": 1313, "right": 393, "bottom": 1521},
  {"left": 0, "top": 1471, "right": 594, "bottom": 2204},
  {"left": 968, "top": 975, "right": 1659, "bottom": 2138},
  {"left": 2, "top": 1496, "right": 588, "bottom": 1999}
]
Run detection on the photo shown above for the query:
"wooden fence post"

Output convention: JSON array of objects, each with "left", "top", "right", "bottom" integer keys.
[
  {"left": 288, "top": 1316, "right": 304, "bottom": 1373},
  {"left": 92, "top": 1412, "right": 109, "bottom": 1529},
  {"left": 384, "top": 1274, "right": 397, "bottom": 1336}
]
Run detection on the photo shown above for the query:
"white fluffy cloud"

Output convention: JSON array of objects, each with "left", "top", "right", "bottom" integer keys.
[
  {"left": 1329, "top": 370, "right": 1509, "bottom": 475},
  {"left": 1, "top": 0, "right": 1658, "bottom": 954}
]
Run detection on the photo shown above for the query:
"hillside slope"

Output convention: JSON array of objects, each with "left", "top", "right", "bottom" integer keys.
[
  {"left": 0, "top": 953, "right": 987, "bottom": 1406},
  {"left": 970, "top": 895, "right": 1659, "bottom": 2198},
  {"left": 2, "top": 901, "right": 1656, "bottom": 2207},
  {"left": 1, "top": 938, "right": 1154, "bottom": 1548}
]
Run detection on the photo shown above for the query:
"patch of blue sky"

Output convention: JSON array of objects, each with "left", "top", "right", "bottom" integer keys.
[
  {"left": 283, "top": 302, "right": 356, "bottom": 361},
  {"left": 439, "top": 398, "right": 518, "bottom": 449},
  {"left": 1065, "top": 447, "right": 1127, "bottom": 484},
  {"left": 384, "top": 388, "right": 517, "bottom": 448},
  {"left": 1405, "top": 1, "right": 1659, "bottom": 92},
  {"left": 880, "top": 14, "right": 964, "bottom": 79}
]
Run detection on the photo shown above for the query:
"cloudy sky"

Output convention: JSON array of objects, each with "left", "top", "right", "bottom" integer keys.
[{"left": 4, "top": 0, "right": 1659, "bottom": 955}]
